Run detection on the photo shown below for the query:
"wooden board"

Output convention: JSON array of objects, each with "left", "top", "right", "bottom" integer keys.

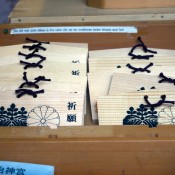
[
  {"left": 87, "top": 0, "right": 175, "bottom": 9},
  {"left": 0, "top": 137, "right": 175, "bottom": 175},
  {"left": 1, "top": 137, "right": 175, "bottom": 175},
  {"left": 9, "top": 0, "right": 175, "bottom": 23},
  {"left": 88, "top": 72, "right": 112, "bottom": 121},
  {"left": 1, "top": 22, "right": 175, "bottom": 50},
  {"left": 89, "top": 48, "right": 175, "bottom": 58},
  {"left": 109, "top": 73, "right": 175, "bottom": 94},
  {"left": 89, "top": 56, "right": 175, "bottom": 72},
  {"left": 98, "top": 91, "right": 175, "bottom": 125}
]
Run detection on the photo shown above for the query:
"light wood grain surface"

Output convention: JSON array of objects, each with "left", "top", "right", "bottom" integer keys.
[
  {"left": 88, "top": 72, "right": 112, "bottom": 121},
  {"left": 109, "top": 73, "right": 175, "bottom": 95},
  {"left": 98, "top": 91, "right": 175, "bottom": 125},
  {"left": 89, "top": 48, "right": 175, "bottom": 58}
]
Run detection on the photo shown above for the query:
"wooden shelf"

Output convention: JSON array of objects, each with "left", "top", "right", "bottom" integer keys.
[
  {"left": 3, "top": 0, "right": 175, "bottom": 172},
  {"left": 9, "top": 0, "right": 175, "bottom": 23}
]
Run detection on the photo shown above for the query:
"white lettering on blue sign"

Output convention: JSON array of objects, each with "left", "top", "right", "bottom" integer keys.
[{"left": 0, "top": 161, "right": 54, "bottom": 175}]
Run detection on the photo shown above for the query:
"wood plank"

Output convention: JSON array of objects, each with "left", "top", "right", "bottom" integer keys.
[
  {"left": 88, "top": 72, "right": 112, "bottom": 121},
  {"left": 109, "top": 73, "right": 175, "bottom": 94},
  {"left": 0, "top": 43, "right": 88, "bottom": 62},
  {"left": 98, "top": 91, "right": 175, "bottom": 125},
  {"left": 1, "top": 151, "right": 175, "bottom": 167},
  {"left": 0, "top": 90, "right": 85, "bottom": 127},
  {"left": 89, "top": 60, "right": 175, "bottom": 78},
  {"left": 89, "top": 48, "right": 175, "bottom": 58},
  {"left": 87, "top": 0, "right": 175, "bottom": 9},
  {"left": 89, "top": 56, "right": 175, "bottom": 72},
  {"left": 0, "top": 138, "right": 175, "bottom": 175},
  {"left": 1, "top": 125, "right": 175, "bottom": 138},
  {"left": 9, "top": 0, "right": 175, "bottom": 23},
  {"left": 1, "top": 22, "right": 175, "bottom": 50},
  {"left": 88, "top": 70, "right": 175, "bottom": 121},
  {"left": 0, "top": 62, "right": 86, "bottom": 78}
]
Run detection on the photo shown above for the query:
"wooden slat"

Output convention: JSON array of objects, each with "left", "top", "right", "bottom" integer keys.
[
  {"left": 89, "top": 57, "right": 175, "bottom": 72},
  {"left": 89, "top": 61, "right": 175, "bottom": 75},
  {"left": 0, "top": 62, "right": 86, "bottom": 77},
  {"left": 0, "top": 138, "right": 175, "bottom": 175},
  {"left": 9, "top": 0, "right": 175, "bottom": 23},
  {"left": 98, "top": 91, "right": 175, "bottom": 125},
  {"left": 1, "top": 125, "right": 175, "bottom": 138},
  {"left": 89, "top": 48, "right": 175, "bottom": 58},
  {"left": 0, "top": 43, "right": 88, "bottom": 66},
  {"left": 109, "top": 73, "right": 175, "bottom": 95},
  {"left": 88, "top": 72, "right": 112, "bottom": 121},
  {"left": 1, "top": 22, "right": 175, "bottom": 50},
  {"left": 87, "top": 0, "right": 175, "bottom": 9}
]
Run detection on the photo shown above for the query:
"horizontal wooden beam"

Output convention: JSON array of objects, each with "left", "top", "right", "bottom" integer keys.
[{"left": 1, "top": 22, "right": 175, "bottom": 50}]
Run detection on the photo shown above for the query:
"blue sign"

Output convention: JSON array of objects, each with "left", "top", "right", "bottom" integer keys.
[{"left": 0, "top": 161, "right": 54, "bottom": 175}]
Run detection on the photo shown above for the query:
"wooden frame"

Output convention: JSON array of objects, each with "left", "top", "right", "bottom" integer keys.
[{"left": 0, "top": 22, "right": 175, "bottom": 175}]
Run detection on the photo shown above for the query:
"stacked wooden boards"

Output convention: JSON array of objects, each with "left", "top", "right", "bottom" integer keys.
[
  {"left": 0, "top": 39, "right": 88, "bottom": 128},
  {"left": 88, "top": 37, "right": 175, "bottom": 127}
]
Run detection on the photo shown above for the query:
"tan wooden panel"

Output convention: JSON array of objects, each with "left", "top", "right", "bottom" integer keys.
[
  {"left": 9, "top": 0, "right": 175, "bottom": 23},
  {"left": 89, "top": 48, "right": 175, "bottom": 58},
  {"left": 87, "top": 0, "right": 175, "bottom": 9},
  {"left": 88, "top": 72, "right": 112, "bottom": 121},
  {"left": 0, "top": 43, "right": 88, "bottom": 61},
  {"left": 88, "top": 70, "right": 175, "bottom": 121},
  {"left": 0, "top": 126, "right": 175, "bottom": 140},
  {"left": 0, "top": 62, "right": 86, "bottom": 78},
  {"left": 98, "top": 91, "right": 175, "bottom": 125},
  {"left": 0, "top": 91, "right": 84, "bottom": 127},
  {"left": 109, "top": 73, "right": 175, "bottom": 95},
  {"left": 89, "top": 56, "right": 175, "bottom": 73},
  {"left": 1, "top": 125, "right": 175, "bottom": 138},
  {"left": 0, "top": 138, "right": 175, "bottom": 175},
  {"left": 89, "top": 61, "right": 175, "bottom": 74}
]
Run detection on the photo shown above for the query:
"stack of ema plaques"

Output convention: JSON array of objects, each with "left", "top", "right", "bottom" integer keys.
[
  {"left": 0, "top": 38, "right": 88, "bottom": 128},
  {"left": 88, "top": 37, "right": 175, "bottom": 127}
]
